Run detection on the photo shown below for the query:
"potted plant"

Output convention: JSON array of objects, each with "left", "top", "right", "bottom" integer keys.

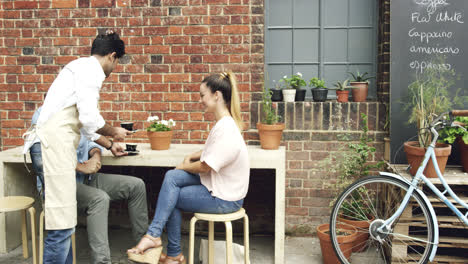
[
  {"left": 270, "top": 80, "right": 283, "bottom": 102},
  {"left": 348, "top": 71, "right": 374, "bottom": 102},
  {"left": 146, "top": 115, "right": 176, "bottom": 150},
  {"left": 280, "top": 72, "right": 307, "bottom": 102},
  {"left": 438, "top": 117, "right": 468, "bottom": 172},
  {"left": 257, "top": 83, "right": 285, "bottom": 150},
  {"left": 329, "top": 79, "right": 356, "bottom": 103},
  {"left": 309, "top": 77, "right": 328, "bottom": 102},
  {"left": 403, "top": 65, "right": 454, "bottom": 178},
  {"left": 323, "top": 114, "right": 384, "bottom": 253},
  {"left": 316, "top": 223, "right": 357, "bottom": 264}
]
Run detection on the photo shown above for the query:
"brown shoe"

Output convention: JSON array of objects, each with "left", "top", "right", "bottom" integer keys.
[
  {"left": 127, "top": 234, "right": 163, "bottom": 264},
  {"left": 163, "top": 253, "right": 186, "bottom": 264}
]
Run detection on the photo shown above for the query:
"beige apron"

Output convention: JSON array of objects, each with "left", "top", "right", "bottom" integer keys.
[{"left": 36, "top": 106, "right": 82, "bottom": 230}]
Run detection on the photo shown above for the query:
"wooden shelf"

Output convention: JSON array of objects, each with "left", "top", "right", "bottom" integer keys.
[{"left": 386, "top": 164, "right": 468, "bottom": 185}]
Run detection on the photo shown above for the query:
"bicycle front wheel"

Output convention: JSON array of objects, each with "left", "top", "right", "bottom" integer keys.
[{"left": 330, "top": 175, "right": 435, "bottom": 264}]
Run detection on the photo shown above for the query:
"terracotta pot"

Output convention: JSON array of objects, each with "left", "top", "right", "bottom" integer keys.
[
  {"left": 350, "top": 82, "right": 368, "bottom": 102},
  {"left": 147, "top": 130, "right": 173, "bottom": 150},
  {"left": 404, "top": 141, "right": 452, "bottom": 178},
  {"left": 316, "top": 223, "right": 357, "bottom": 264},
  {"left": 335, "top": 90, "right": 349, "bottom": 102},
  {"left": 338, "top": 215, "right": 374, "bottom": 252},
  {"left": 458, "top": 137, "right": 468, "bottom": 172},
  {"left": 256, "top": 123, "right": 285, "bottom": 150}
]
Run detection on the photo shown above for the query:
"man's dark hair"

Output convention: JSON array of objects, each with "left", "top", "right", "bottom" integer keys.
[{"left": 91, "top": 32, "right": 125, "bottom": 58}]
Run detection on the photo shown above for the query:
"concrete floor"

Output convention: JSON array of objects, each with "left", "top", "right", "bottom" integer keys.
[{"left": 0, "top": 226, "right": 323, "bottom": 264}]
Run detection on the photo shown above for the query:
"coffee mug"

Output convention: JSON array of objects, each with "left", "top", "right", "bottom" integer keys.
[
  {"left": 126, "top": 143, "right": 137, "bottom": 152},
  {"left": 121, "top": 122, "right": 134, "bottom": 131}
]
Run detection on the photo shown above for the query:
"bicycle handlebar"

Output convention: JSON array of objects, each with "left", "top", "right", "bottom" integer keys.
[{"left": 451, "top": 110, "right": 468, "bottom": 116}]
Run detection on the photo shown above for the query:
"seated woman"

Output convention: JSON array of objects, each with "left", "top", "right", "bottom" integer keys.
[{"left": 127, "top": 72, "right": 250, "bottom": 264}]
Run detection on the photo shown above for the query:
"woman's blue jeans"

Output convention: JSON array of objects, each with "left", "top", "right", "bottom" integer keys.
[
  {"left": 30, "top": 142, "right": 74, "bottom": 264},
  {"left": 147, "top": 169, "right": 243, "bottom": 257}
]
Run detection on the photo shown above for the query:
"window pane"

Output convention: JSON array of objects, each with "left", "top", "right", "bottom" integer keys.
[
  {"left": 348, "top": 28, "right": 373, "bottom": 62},
  {"left": 323, "top": 65, "right": 348, "bottom": 88},
  {"left": 324, "top": 29, "right": 347, "bottom": 62},
  {"left": 324, "top": 0, "right": 348, "bottom": 27},
  {"left": 268, "top": 0, "right": 292, "bottom": 27},
  {"left": 350, "top": 0, "right": 374, "bottom": 26},
  {"left": 294, "top": 0, "right": 319, "bottom": 27},
  {"left": 269, "top": 30, "right": 292, "bottom": 63},
  {"left": 294, "top": 29, "right": 319, "bottom": 63},
  {"left": 268, "top": 64, "right": 292, "bottom": 89}
]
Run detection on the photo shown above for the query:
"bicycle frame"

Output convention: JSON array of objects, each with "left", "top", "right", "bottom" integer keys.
[{"left": 380, "top": 126, "right": 468, "bottom": 261}]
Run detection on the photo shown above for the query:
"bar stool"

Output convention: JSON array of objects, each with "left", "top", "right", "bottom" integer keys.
[
  {"left": 39, "top": 211, "right": 77, "bottom": 264},
  {"left": 0, "top": 196, "right": 38, "bottom": 264},
  {"left": 189, "top": 208, "right": 249, "bottom": 264}
]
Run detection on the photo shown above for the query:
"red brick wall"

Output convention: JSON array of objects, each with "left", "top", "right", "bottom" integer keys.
[
  {"left": 0, "top": 0, "right": 390, "bottom": 235},
  {"left": 0, "top": 0, "right": 262, "bottom": 149}
]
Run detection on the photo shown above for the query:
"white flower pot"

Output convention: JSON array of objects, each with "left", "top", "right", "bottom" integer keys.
[{"left": 282, "top": 89, "right": 296, "bottom": 102}]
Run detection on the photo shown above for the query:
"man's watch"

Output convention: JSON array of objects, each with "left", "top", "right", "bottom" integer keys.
[{"left": 106, "top": 139, "right": 113, "bottom": 150}]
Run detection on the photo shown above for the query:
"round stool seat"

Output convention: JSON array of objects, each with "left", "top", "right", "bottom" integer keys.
[
  {"left": 0, "top": 196, "right": 35, "bottom": 213},
  {"left": 194, "top": 208, "right": 246, "bottom": 222}
]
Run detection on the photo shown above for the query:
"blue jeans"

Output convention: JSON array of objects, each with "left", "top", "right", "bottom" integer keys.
[
  {"left": 30, "top": 143, "right": 74, "bottom": 264},
  {"left": 148, "top": 169, "right": 243, "bottom": 257}
]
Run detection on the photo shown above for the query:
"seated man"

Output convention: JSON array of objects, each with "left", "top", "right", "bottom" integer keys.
[{"left": 30, "top": 107, "right": 149, "bottom": 264}]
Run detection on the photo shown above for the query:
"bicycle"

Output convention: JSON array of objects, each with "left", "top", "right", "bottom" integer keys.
[{"left": 329, "top": 110, "right": 468, "bottom": 264}]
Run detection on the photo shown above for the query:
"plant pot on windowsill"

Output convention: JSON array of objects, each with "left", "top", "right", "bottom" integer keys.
[
  {"left": 294, "top": 88, "right": 306, "bottom": 101},
  {"left": 256, "top": 122, "right": 285, "bottom": 150},
  {"left": 335, "top": 90, "right": 350, "bottom": 102},
  {"left": 147, "top": 130, "right": 173, "bottom": 150},
  {"left": 311, "top": 88, "right": 328, "bottom": 102},
  {"left": 350, "top": 82, "right": 368, "bottom": 102},
  {"left": 282, "top": 89, "right": 296, "bottom": 102},
  {"left": 458, "top": 137, "right": 468, "bottom": 172},
  {"left": 316, "top": 223, "right": 357, "bottom": 264},
  {"left": 404, "top": 141, "right": 452, "bottom": 178},
  {"left": 271, "top": 89, "right": 283, "bottom": 102}
]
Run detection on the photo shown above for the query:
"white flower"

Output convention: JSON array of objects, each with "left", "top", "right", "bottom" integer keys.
[
  {"left": 161, "top": 120, "right": 168, "bottom": 126},
  {"left": 169, "top": 119, "right": 175, "bottom": 126},
  {"left": 147, "top": 116, "right": 152, "bottom": 122},
  {"left": 154, "top": 116, "right": 159, "bottom": 121},
  {"left": 297, "top": 72, "right": 302, "bottom": 77},
  {"left": 283, "top": 75, "right": 287, "bottom": 79}
]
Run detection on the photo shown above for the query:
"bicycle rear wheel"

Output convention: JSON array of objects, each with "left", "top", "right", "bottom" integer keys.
[{"left": 330, "top": 175, "right": 435, "bottom": 264}]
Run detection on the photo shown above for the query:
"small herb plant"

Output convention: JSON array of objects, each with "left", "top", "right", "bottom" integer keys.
[
  {"left": 438, "top": 117, "right": 468, "bottom": 144},
  {"left": 330, "top": 79, "right": 357, "bottom": 91},
  {"left": 279, "top": 72, "right": 307, "bottom": 89},
  {"left": 348, "top": 71, "right": 374, "bottom": 83},
  {"left": 309, "top": 77, "right": 327, "bottom": 89},
  {"left": 261, "top": 83, "right": 281, "bottom": 125}
]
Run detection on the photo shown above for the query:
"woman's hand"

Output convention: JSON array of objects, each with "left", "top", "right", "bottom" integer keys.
[{"left": 175, "top": 163, "right": 185, "bottom": 170}]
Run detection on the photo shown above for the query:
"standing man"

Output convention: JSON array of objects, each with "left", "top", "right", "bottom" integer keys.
[
  {"left": 23, "top": 30, "right": 131, "bottom": 263},
  {"left": 30, "top": 107, "right": 149, "bottom": 264}
]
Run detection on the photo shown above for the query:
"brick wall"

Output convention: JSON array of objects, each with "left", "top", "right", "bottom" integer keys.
[{"left": 0, "top": 0, "right": 390, "bottom": 235}]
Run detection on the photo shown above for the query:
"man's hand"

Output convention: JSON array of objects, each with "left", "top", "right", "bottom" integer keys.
[
  {"left": 113, "top": 127, "right": 133, "bottom": 141},
  {"left": 76, "top": 157, "right": 101, "bottom": 174},
  {"left": 111, "top": 142, "right": 128, "bottom": 157}
]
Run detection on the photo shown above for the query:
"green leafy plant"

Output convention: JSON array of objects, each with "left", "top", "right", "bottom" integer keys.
[
  {"left": 348, "top": 71, "right": 374, "bottom": 83},
  {"left": 403, "top": 61, "right": 455, "bottom": 148},
  {"left": 261, "top": 82, "right": 281, "bottom": 125},
  {"left": 309, "top": 77, "right": 327, "bottom": 89},
  {"left": 438, "top": 117, "right": 468, "bottom": 144},
  {"left": 330, "top": 79, "right": 357, "bottom": 91},
  {"left": 279, "top": 72, "right": 306, "bottom": 89},
  {"left": 324, "top": 113, "right": 384, "bottom": 220},
  {"left": 146, "top": 116, "right": 176, "bottom": 132}
]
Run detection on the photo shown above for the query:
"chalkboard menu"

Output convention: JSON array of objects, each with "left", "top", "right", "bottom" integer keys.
[{"left": 390, "top": 0, "right": 468, "bottom": 164}]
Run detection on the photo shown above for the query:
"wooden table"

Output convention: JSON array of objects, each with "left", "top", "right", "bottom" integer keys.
[{"left": 0, "top": 143, "right": 286, "bottom": 264}]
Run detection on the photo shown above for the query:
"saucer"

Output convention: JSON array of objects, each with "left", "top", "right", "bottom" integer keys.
[{"left": 125, "top": 150, "right": 140, "bottom": 156}]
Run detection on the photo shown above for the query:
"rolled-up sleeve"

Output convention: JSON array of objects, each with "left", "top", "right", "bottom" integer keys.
[
  {"left": 87, "top": 140, "right": 104, "bottom": 154},
  {"left": 75, "top": 69, "right": 106, "bottom": 141}
]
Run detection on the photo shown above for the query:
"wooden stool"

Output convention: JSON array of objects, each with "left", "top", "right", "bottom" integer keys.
[
  {"left": 189, "top": 208, "right": 249, "bottom": 264},
  {"left": 39, "top": 211, "right": 77, "bottom": 264},
  {"left": 0, "top": 196, "right": 38, "bottom": 264}
]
